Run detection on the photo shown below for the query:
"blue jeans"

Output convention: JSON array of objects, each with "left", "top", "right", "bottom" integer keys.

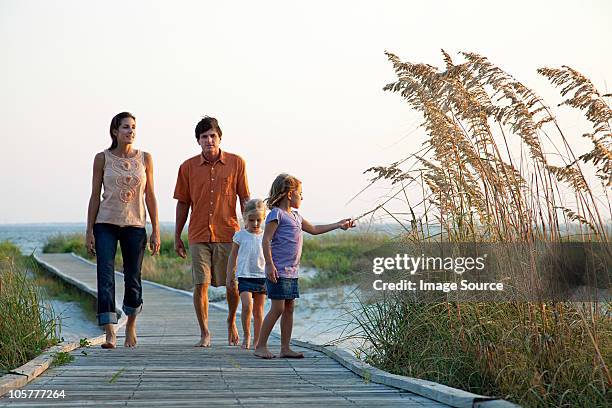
[{"left": 93, "top": 223, "right": 146, "bottom": 326}]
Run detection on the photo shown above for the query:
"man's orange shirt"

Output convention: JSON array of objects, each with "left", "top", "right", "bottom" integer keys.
[{"left": 174, "top": 150, "right": 250, "bottom": 243}]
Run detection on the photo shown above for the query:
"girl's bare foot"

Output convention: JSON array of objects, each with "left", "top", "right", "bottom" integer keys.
[
  {"left": 195, "top": 331, "right": 211, "bottom": 347},
  {"left": 228, "top": 322, "right": 239, "bottom": 346},
  {"left": 254, "top": 346, "right": 275, "bottom": 359},
  {"left": 102, "top": 324, "right": 116, "bottom": 349},
  {"left": 279, "top": 348, "right": 304, "bottom": 359},
  {"left": 241, "top": 336, "right": 251, "bottom": 350}
]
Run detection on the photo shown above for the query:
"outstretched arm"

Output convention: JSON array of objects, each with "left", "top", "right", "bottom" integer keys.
[{"left": 302, "top": 218, "right": 354, "bottom": 235}]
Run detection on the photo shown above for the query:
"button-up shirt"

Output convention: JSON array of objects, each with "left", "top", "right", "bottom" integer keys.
[{"left": 174, "top": 150, "right": 250, "bottom": 243}]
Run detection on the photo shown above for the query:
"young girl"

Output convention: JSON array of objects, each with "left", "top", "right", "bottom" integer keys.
[
  {"left": 254, "top": 174, "right": 354, "bottom": 359},
  {"left": 226, "top": 199, "right": 267, "bottom": 349}
]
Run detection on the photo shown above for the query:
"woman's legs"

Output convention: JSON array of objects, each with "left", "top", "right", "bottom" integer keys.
[
  {"left": 279, "top": 299, "right": 303, "bottom": 358},
  {"left": 240, "top": 291, "right": 253, "bottom": 349},
  {"left": 119, "top": 226, "right": 146, "bottom": 347},
  {"left": 254, "top": 299, "right": 285, "bottom": 359},
  {"left": 252, "top": 293, "right": 266, "bottom": 349},
  {"left": 93, "top": 223, "right": 119, "bottom": 348}
]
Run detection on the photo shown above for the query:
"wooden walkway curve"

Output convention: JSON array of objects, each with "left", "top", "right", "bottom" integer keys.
[{"left": 0, "top": 253, "right": 450, "bottom": 408}]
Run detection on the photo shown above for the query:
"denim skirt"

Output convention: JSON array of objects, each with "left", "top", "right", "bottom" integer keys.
[
  {"left": 265, "top": 277, "right": 299, "bottom": 300},
  {"left": 237, "top": 277, "right": 267, "bottom": 294}
]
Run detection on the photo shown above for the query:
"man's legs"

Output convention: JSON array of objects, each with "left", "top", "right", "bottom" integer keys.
[
  {"left": 191, "top": 243, "right": 213, "bottom": 347},
  {"left": 226, "top": 284, "right": 240, "bottom": 345},
  {"left": 193, "top": 283, "right": 211, "bottom": 347},
  {"left": 210, "top": 243, "right": 240, "bottom": 346}
]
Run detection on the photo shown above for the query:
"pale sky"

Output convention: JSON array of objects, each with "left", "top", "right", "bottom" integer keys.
[{"left": 1, "top": 0, "right": 611, "bottom": 224}]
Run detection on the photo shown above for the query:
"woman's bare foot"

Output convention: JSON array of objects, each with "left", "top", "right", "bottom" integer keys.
[
  {"left": 228, "top": 322, "right": 239, "bottom": 346},
  {"left": 102, "top": 324, "right": 116, "bottom": 349},
  {"left": 279, "top": 348, "right": 304, "bottom": 359},
  {"left": 241, "top": 335, "right": 251, "bottom": 350},
  {"left": 195, "top": 331, "right": 211, "bottom": 347},
  {"left": 254, "top": 346, "right": 275, "bottom": 359},
  {"left": 124, "top": 322, "right": 137, "bottom": 348}
]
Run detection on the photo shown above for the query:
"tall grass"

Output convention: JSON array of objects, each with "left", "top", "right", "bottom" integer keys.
[
  {"left": 0, "top": 241, "right": 60, "bottom": 373},
  {"left": 352, "top": 51, "right": 612, "bottom": 407}
]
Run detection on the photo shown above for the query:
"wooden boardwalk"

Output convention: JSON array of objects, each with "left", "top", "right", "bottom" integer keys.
[{"left": 0, "top": 253, "right": 450, "bottom": 408}]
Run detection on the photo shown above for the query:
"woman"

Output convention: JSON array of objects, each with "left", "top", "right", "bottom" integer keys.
[{"left": 86, "top": 112, "right": 160, "bottom": 348}]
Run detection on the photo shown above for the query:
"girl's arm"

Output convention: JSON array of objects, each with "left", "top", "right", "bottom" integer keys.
[
  {"left": 302, "top": 218, "right": 353, "bottom": 235},
  {"left": 144, "top": 152, "right": 160, "bottom": 255},
  {"left": 262, "top": 221, "right": 279, "bottom": 282},
  {"left": 86, "top": 152, "right": 105, "bottom": 256},
  {"left": 226, "top": 242, "right": 239, "bottom": 289}
]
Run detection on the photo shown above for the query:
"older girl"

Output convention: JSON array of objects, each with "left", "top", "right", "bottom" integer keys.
[
  {"left": 86, "top": 112, "right": 160, "bottom": 349},
  {"left": 254, "top": 174, "right": 354, "bottom": 359}
]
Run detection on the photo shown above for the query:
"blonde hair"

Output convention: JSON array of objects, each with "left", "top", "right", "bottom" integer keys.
[
  {"left": 243, "top": 198, "right": 266, "bottom": 218},
  {"left": 265, "top": 173, "right": 301, "bottom": 209}
]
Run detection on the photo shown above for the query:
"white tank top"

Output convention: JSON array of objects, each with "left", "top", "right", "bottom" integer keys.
[{"left": 95, "top": 149, "right": 147, "bottom": 227}]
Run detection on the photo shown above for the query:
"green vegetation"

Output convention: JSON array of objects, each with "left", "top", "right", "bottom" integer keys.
[
  {"left": 352, "top": 51, "right": 612, "bottom": 407},
  {"left": 43, "top": 231, "right": 379, "bottom": 291},
  {"left": 300, "top": 232, "right": 390, "bottom": 289},
  {"left": 0, "top": 241, "right": 60, "bottom": 373},
  {"left": 51, "top": 351, "right": 74, "bottom": 367}
]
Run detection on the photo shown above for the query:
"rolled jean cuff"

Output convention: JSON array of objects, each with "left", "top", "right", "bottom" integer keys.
[
  {"left": 97, "top": 312, "right": 118, "bottom": 326},
  {"left": 122, "top": 303, "right": 143, "bottom": 316}
]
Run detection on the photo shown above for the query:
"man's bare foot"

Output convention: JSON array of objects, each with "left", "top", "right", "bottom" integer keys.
[
  {"left": 279, "top": 349, "right": 304, "bottom": 359},
  {"left": 241, "top": 336, "right": 251, "bottom": 350},
  {"left": 124, "top": 324, "right": 137, "bottom": 348},
  {"left": 228, "top": 322, "right": 239, "bottom": 346},
  {"left": 195, "top": 331, "right": 211, "bottom": 347},
  {"left": 254, "top": 346, "right": 275, "bottom": 359},
  {"left": 102, "top": 325, "right": 116, "bottom": 349}
]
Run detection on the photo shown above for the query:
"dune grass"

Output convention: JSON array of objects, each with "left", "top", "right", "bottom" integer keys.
[
  {"left": 350, "top": 51, "right": 612, "bottom": 407},
  {"left": 0, "top": 241, "right": 60, "bottom": 374}
]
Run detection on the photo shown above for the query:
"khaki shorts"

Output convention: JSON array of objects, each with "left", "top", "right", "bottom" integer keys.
[{"left": 190, "top": 242, "right": 234, "bottom": 287}]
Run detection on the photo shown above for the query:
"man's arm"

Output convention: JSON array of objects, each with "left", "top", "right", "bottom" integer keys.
[{"left": 236, "top": 156, "right": 250, "bottom": 213}]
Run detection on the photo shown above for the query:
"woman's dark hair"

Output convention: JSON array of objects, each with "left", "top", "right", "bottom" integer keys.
[
  {"left": 109, "top": 112, "right": 136, "bottom": 149},
  {"left": 195, "top": 116, "right": 222, "bottom": 140}
]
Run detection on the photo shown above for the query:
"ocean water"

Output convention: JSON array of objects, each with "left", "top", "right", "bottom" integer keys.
[{"left": 0, "top": 223, "right": 176, "bottom": 255}]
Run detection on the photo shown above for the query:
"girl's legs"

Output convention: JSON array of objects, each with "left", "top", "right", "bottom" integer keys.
[
  {"left": 254, "top": 299, "right": 285, "bottom": 359},
  {"left": 94, "top": 223, "right": 119, "bottom": 348},
  {"left": 252, "top": 293, "right": 266, "bottom": 349},
  {"left": 240, "top": 291, "right": 253, "bottom": 349},
  {"left": 279, "top": 299, "right": 303, "bottom": 358},
  {"left": 119, "top": 226, "right": 146, "bottom": 348}
]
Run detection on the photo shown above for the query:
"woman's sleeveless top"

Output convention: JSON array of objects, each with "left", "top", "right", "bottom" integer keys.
[{"left": 95, "top": 150, "right": 147, "bottom": 227}]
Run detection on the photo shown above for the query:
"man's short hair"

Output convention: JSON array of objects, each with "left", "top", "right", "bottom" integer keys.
[{"left": 195, "top": 116, "right": 222, "bottom": 140}]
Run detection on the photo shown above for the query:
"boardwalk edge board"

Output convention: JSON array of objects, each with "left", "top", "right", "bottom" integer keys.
[
  {"left": 0, "top": 254, "right": 127, "bottom": 398},
  {"left": 3, "top": 253, "right": 519, "bottom": 408}
]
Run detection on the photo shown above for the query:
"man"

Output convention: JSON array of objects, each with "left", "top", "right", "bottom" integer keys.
[{"left": 174, "top": 116, "right": 250, "bottom": 347}]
